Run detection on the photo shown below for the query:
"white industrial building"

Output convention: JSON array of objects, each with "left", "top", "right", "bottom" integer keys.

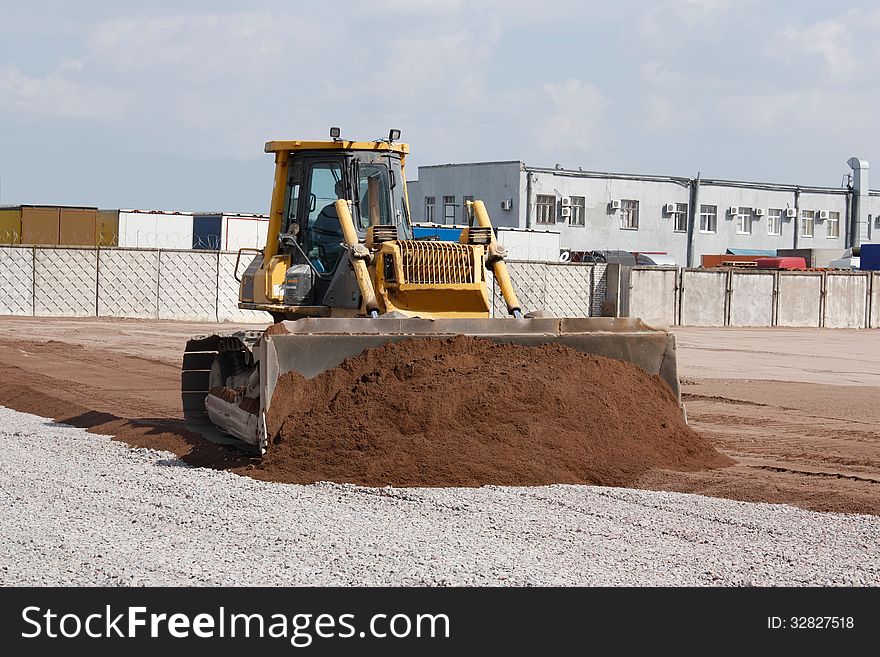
[{"left": 406, "top": 157, "right": 878, "bottom": 266}]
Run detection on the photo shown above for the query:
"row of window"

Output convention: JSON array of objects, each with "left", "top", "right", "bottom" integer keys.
[
  {"left": 424, "top": 196, "right": 841, "bottom": 239},
  {"left": 618, "top": 202, "right": 840, "bottom": 238},
  {"left": 703, "top": 205, "right": 839, "bottom": 239}
]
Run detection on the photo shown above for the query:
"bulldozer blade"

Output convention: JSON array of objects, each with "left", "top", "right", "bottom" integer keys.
[
  {"left": 254, "top": 317, "right": 682, "bottom": 453},
  {"left": 183, "top": 317, "right": 682, "bottom": 454}
]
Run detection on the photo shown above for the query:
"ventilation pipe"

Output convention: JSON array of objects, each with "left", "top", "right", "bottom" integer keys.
[{"left": 848, "top": 157, "right": 869, "bottom": 247}]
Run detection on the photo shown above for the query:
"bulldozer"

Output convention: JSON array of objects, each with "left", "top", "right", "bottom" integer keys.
[{"left": 181, "top": 129, "right": 682, "bottom": 453}]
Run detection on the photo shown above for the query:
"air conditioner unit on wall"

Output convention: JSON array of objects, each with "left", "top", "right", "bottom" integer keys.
[
  {"left": 664, "top": 203, "right": 676, "bottom": 214},
  {"left": 500, "top": 199, "right": 512, "bottom": 211},
  {"left": 728, "top": 206, "right": 738, "bottom": 215},
  {"left": 784, "top": 208, "right": 797, "bottom": 218},
  {"left": 561, "top": 197, "right": 571, "bottom": 206},
  {"left": 560, "top": 206, "right": 571, "bottom": 218},
  {"left": 609, "top": 199, "right": 621, "bottom": 211},
  {"left": 817, "top": 210, "right": 829, "bottom": 220},
  {"left": 754, "top": 208, "right": 765, "bottom": 217}
]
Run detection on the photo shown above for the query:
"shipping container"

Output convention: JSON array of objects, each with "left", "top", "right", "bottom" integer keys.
[
  {"left": 412, "top": 223, "right": 465, "bottom": 242},
  {"left": 193, "top": 214, "right": 222, "bottom": 249},
  {"left": 222, "top": 214, "right": 269, "bottom": 251},
  {"left": 754, "top": 256, "right": 807, "bottom": 270},
  {"left": 20, "top": 206, "right": 60, "bottom": 245},
  {"left": 496, "top": 227, "right": 561, "bottom": 262},
  {"left": 154, "top": 212, "right": 195, "bottom": 249},
  {"left": 59, "top": 207, "right": 97, "bottom": 246},
  {"left": 859, "top": 243, "right": 880, "bottom": 271},
  {"left": 118, "top": 210, "right": 194, "bottom": 249},
  {"left": 700, "top": 254, "right": 764, "bottom": 268},
  {"left": 97, "top": 210, "right": 119, "bottom": 246},
  {"left": 192, "top": 213, "right": 269, "bottom": 250},
  {"left": 776, "top": 248, "right": 842, "bottom": 268},
  {"left": 0, "top": 207, "right": 21, "bottom": 244}
]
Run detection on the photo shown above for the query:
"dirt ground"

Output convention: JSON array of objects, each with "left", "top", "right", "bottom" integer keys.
[{"left": 0, "top": 317, "right": 877, "bottom": 515}]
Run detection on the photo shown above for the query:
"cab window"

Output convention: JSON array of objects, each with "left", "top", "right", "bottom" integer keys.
[
  {"left": 306, "top": 161, "right": 344, "bottom": 273},
  {"left": 282, "top": 160, "right": 303, "bottom": 235},
  {"left": 356, "top": 163, "right": 391, "bottom": 229}
]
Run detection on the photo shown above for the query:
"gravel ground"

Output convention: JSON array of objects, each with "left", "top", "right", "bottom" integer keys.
[{"left": 1, "top": 406, "right": 878, "bottom": 586}]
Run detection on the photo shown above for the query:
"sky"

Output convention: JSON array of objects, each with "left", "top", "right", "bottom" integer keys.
[{"left": 1, "top": 0, "right": 878, "bottom": 213}]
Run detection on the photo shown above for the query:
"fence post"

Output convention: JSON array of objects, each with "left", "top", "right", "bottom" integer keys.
[
  {"left": 214, "top": 251, "right": 221, "bottom": 322},
  {"left": 724, "top": 269, "right": 732, "bottom": 326},
  {"left": 674, "top": 267, "right": 681, "bottom": 326},
  {"left": 95, "top": 247, "right": 101, "bottom": 317},
  {"left": 30, "top": 246, "right": 36, "bottom": 317},
  {"left": 772, "top": 271, "right": 780, "bottom": 327}
]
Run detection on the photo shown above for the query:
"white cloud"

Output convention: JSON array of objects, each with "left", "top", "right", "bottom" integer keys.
[
  {"left": 638, "top": 0, "right": 743, "bottom": 42},
  {"left": 777, "top": 19, "right": 854, "bottom": 77},
  {"left": 355, "top": 0, "right": 467, "bottom": 15},
  {"left": 713, "top": 88, "right": 875, "bottom": 135},
  {"left": 643, "top": 93, "right": 697, "bottom": 133},
  {"left": 372, "top": 19, "right": 501, "bottom": 108},
  {"left": 768, "top": 7, "right": 880, "bottom": 79},
  {"left": 85, "top": 12, "right": 313, "bottom": 81},
  {"left": 640, "top": 60, "right": 685, "bottom": 86},
  {"left": 533, "top": 79, "right": 607, "bottom": 153},
  {"left": 0, "top": 65, "right": 131, "bottom": 120}
]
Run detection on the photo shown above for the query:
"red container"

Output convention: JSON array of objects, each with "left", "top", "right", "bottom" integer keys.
[{"left": 754, "top": 257, "right": 807, "bottom": 270}]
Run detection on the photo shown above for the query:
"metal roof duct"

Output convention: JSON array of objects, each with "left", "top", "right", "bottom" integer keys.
[{"left": 848, "top": 157, "right": 869, "bottom": 246}]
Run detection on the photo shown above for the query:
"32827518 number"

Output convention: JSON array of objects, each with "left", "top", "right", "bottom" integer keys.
[{"left": 788, "top": 617, "right": 854, "bottom": 629}]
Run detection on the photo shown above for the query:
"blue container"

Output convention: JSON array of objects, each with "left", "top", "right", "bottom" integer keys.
[
  {"left": 859, "top": 243, "right": 880, "bottom": 270},
  {"left": 193, "top": 214, "right": 222, "bottom": 249},
  {"left": 412, "top": 224, "right": 464, "bottom": 242}
]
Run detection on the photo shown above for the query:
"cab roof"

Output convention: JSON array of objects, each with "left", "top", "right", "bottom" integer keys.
[{"left": 264, "top": 140, "right": 410, "bottom": 155}]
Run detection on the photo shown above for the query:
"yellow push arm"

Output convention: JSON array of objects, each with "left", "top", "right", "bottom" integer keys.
[
  {"left": 335, "top": 200, "right": 380, "bottom": 317},
  {"left": 471, "top": 200, "right": 523, "bottom": 318}
]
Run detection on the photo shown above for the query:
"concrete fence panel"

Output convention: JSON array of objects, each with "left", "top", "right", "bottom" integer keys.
[
  {"left": 543, "top": 264, "right": 592, "bottom": 317},
  {"left": 680, "top": 269, "right": 727, "bottom": 326},
  {"left": 217, "top": 252, "right": 272, "bottom": 323},
  {"left": 823, "top": 272, "right": 868, "bottom": 329},
  {"left": 628, "top": 267, "right": 677, "bottom": 325},
  {"left": 729, "top": 271, "right": 776, "bottom": 327},
  {"left": 158, "top": 250, "right": 219, "bottom": 321},
  {"left": 492, "top": 261, "right": 548, "bottom": 317},
  {"left": 777, "top": 272, "right": 822, "bottom": 327},
  {"left": 34, "top": 247, "right": 98, "bottom": 317},
  {"left": 0, "top": 246, "right": 34, "bottom": 316},
  {"left": 97, "top": 248, "right": 160, "bottom": 318}
]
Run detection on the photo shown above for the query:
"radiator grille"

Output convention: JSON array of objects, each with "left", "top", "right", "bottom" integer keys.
[{"left": 397, "top": 240, "right": 476, "bottom": 285}]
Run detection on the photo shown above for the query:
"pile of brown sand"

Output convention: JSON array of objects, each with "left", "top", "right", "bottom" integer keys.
[{"left": 251, "top": 336, "right": 732, "bottom": 487}]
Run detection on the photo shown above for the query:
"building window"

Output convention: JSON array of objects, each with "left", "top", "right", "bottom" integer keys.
[
  {"left": 425, "top": 197, "right": 435, "bottom": 223},
  {"left": 536, "top": 194, "right": 556, "bottom": 224},
  {"left": 570, "top": 196, "right": 585, "bottom": 226},
  {"left": 462, "top": 195, "right": 474, "bottom": 224},
  {"left": 672, "top": 203, "right": 688, "bottom": 232},
  {"left": 620, "top": 199, "right": 639, "bottom": 230},
  {"left": 767, "top": 208, "right": 782, "bottom": 236},
  {"left": 801, "top": 210, "right": 814, "bottom": 238},
  {"left": 443, "top": 196, "right": 456, "bottom": 224},
  {"left": 827, "top": 211, "right": 840, "bottom": 239},
  {"left": 699, "top": 205, "right": 717, "bottom": 233},
  {"left": 736, "top": 207, "right": 752, "bottom": 235}
]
